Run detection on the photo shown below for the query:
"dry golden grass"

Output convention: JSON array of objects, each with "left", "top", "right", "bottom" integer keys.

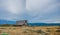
[{"left": 0, "top": 26, "right": 60, "bottom": 35}]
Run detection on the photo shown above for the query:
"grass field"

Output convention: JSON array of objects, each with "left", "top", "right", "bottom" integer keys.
[{"left": 0, "top": 26, "right": 60, "bottom": 35}]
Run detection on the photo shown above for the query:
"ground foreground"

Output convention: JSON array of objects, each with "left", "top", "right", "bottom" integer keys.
[{"left": 0, "top": 26, "right": 60, "bottom": 35}]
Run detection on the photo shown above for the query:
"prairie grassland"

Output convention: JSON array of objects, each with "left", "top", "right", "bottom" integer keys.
[{"left": 0, "top": 26, "right": 60, "bottom": 35}]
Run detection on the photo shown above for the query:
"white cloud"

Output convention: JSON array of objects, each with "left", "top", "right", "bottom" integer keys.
[
  {"left": 0, "top": 0, "right": 26, "bottom": 21},
  {"left": 26, "top": 0, "right": 60, "bottom": 23},
  {"left": 0, "top": 0, "right": 60, "bottom": 23},
  {"left": 26, "top": 0, "right": 60, "bottom": 15},
  {"left": 28, "top": 18, "right": 60, "bottom": 23},
  {"left": 2, "top": 0, "right": 26, "bottom": 14}
]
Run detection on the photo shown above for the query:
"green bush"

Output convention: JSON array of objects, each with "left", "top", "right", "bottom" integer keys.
[{"left": 1, "top": 33, "right": 9, "bottom": 35}]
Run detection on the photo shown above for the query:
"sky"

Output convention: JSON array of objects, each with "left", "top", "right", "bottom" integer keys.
[{"left": 0, "top": 0, "right": 60, "bottom": 23}]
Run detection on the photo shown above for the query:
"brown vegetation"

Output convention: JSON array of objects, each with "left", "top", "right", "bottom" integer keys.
[{"left": 0, "top": 26, "right": 60, "bottom": 35}]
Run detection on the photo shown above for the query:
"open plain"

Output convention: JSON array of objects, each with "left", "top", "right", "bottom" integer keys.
[{"left": 0, "top": 26, "right": 60, "bottom": 35}]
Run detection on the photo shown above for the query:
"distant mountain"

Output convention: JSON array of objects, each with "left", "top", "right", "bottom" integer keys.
[
  {"left": 0, "top": 20, "right": 60, "bottom": 26},
  {"left": 0, "top": 20, "right": 16, "bottom": 24},
  {"left": 28, "top": 23, "right": 60, "bottom": 26}
]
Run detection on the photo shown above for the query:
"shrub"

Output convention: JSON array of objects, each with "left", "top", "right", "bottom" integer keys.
[{"left": 36, "top": 30, "right": 44, "bottom": 33}]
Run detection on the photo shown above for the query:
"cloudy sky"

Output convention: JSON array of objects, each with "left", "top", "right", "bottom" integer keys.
[{"left": 0, "top": 0, "right": 60, "bottom": 23}]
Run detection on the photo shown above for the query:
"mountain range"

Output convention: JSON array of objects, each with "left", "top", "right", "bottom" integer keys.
[
  {"left": 0, "top": 20, "right": 60, "bottom": 26},
  {"left": 0, "top": 20, "right": 16, "bottom": 24}
]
